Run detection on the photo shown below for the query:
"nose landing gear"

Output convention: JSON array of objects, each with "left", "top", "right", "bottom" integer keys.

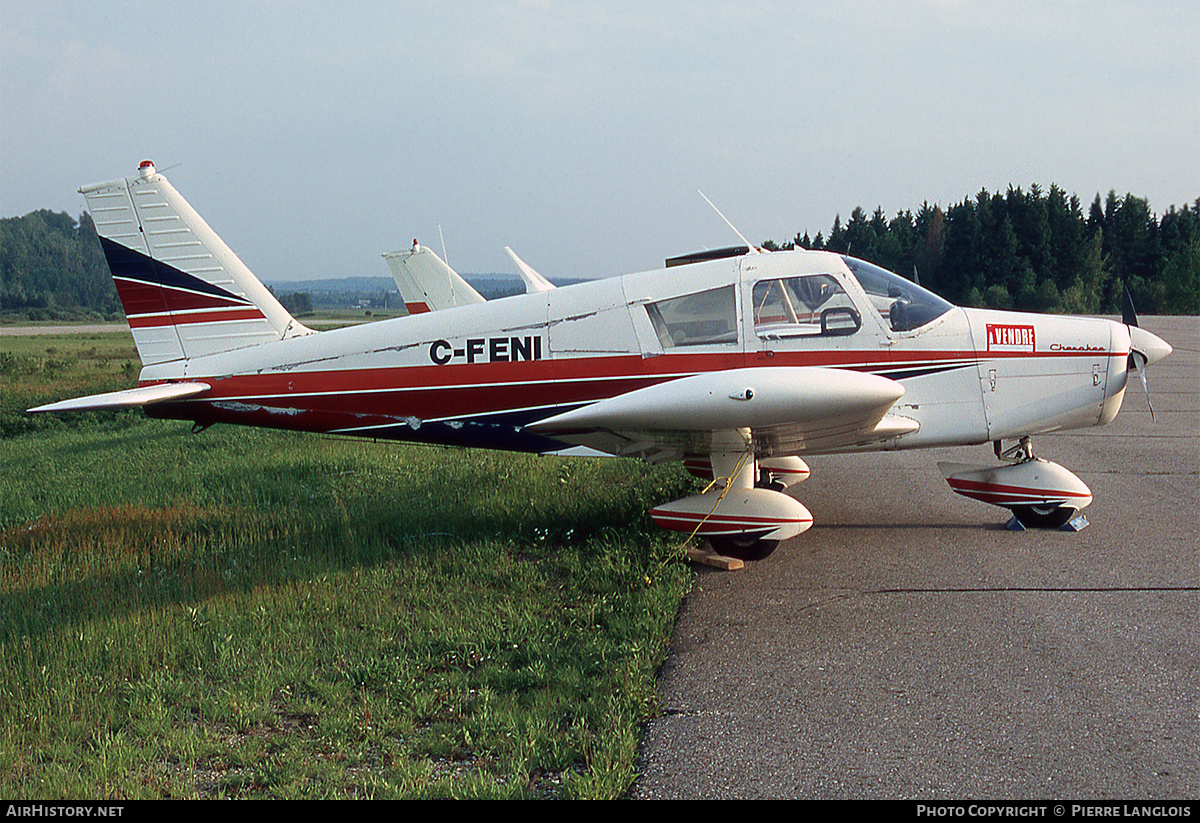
[{"left": 939, "top": 437, "right": 1093, "bottom": 529}]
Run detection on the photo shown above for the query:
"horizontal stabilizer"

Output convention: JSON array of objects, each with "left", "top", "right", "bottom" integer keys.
[{"left": 28, "top": 382, "right": 211, "bottom": 413}]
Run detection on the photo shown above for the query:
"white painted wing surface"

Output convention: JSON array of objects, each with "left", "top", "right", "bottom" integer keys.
[{"left": 528, "top": 366, "right": 916, "bottom": 459}]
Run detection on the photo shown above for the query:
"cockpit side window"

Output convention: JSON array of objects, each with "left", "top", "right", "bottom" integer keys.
[
  {"left": 646, "top": 285, "right": 738, "bottom": 348},
  {"left": 753, "top": 274, "right": 861, "bottom": 338},
  {"left": 840, "top": 256, "right": 953, "bottom": 332}
]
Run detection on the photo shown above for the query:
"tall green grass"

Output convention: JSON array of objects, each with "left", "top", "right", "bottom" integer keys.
[
  {"left": 1, "top": 331, "right": 140, "bottom": 437},
  {"left": 1, "top": 376, "right": 699, "bottom": 797}
]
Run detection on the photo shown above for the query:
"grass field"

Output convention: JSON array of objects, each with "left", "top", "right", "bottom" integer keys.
[{"left": 1, "top": 329, "right": 699, "bottom": 798}]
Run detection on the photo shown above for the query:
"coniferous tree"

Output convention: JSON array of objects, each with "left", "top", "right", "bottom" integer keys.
[{"left": 775, "top": 185, "right": 1196, "bottom": 315}]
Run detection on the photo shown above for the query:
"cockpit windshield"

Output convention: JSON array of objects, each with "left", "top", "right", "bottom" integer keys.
[{"left": 841, "top": 256, "right": 953, "bottom": 332}]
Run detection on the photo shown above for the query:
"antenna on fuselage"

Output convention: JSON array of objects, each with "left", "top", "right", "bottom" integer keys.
[
  {"left": 437, "top": 223, "right": 458, "bottom": 306},
  {"left": 698, "top": 190, "right": 760, "bottom": 254}
]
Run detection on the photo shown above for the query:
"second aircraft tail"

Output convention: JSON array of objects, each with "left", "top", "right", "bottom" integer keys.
[{"left": 382, "top": 241, "right": 486, "bottom": 314}]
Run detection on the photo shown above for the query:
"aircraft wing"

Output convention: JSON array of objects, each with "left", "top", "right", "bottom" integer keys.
[
  {"left": 28, "top": 382, "right": 211, "bottom": 413},
  {"left": 527, "top": 367, "right": 918, "bottom": 462}
]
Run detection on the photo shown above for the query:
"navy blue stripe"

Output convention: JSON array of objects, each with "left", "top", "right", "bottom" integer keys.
[
  {"left": 875, "top": 363, "right": 976, "bottom": 381},
  {"left": 343, "top": 405, "right": 586, "bottom": 453},
  {"left": 100, "top": 237, "right": 250, "bottom": 304}
]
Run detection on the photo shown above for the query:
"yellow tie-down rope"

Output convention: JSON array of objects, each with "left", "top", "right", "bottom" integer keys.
[
  {"left": 680, "top": 447, "right": 755, "bottom": 549},
  {"left": 647, "top": 448, "right": 756, "bottom": 581}
]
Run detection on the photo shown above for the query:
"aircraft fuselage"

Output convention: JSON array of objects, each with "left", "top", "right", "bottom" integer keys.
[{"left": 139, "top": 249, "right": 1133, "bottom": 459}]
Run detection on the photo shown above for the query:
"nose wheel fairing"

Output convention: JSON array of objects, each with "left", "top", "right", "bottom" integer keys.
[{"left": 939, "top": 439, "right": 1093, "bottom": 529}]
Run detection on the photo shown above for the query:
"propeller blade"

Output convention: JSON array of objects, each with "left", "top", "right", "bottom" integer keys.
[
  {"left": 1122, "top": 285, "right": 1139, "bottom": 328},
  {"left": 1120, "top": 287, "right": 1171, "bottom": 420},
  {"left": 1130, "top": 349, "right": 1154, "bottom": 421},
  {"left": 1122, "top": 285, "right": 1151, "bottom": 418}
]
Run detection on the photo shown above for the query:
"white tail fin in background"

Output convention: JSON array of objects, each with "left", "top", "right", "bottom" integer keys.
[
  {"left": 80, "top": 161, "right": 314, "bottom": 366},
  {"left": 503, "top": 247, "right": 556, "bottom": 293},
  {"left": 382, "top": 241, "right": 485, "bottom": 314},
  {"left": 383, "top": 241, "right": 556, "bottom": 314}
]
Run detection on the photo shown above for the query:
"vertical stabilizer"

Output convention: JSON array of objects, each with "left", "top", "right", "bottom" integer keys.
[
  {"left": 383, "top": 241, "right": 485, "bottom": 314},
  {"left": 81, "top": 161, "right": 314, "bottom": 366},
  {"left": 503, "top": 246, "right": 556, "bottom": 293}
]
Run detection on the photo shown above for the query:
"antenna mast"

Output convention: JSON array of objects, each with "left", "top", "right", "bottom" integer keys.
[
  {"left": 698, "top": 190, "right": 759, "bottom": 254},
  {"left": 438, "top": 223, "right": 457, "bottom": 306}
]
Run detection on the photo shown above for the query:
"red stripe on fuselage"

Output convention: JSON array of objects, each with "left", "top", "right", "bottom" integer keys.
[{"left": 141, "top": 344, "right": 1124, "bottom": 435}]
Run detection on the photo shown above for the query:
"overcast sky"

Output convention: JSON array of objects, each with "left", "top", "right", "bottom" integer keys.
[{"left": 2, "top": 1, "right": 1197, "bottom": 283}]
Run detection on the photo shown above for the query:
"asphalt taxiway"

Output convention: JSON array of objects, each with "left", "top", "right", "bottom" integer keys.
[{"left": 633, "top": 316, "right": 1198, "bottom": 799}]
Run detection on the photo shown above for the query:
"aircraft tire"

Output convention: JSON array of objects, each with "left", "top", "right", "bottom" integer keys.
[
  {"left": 708, "top": 536, "right": 780, "bottom": 561},
  {"left": 1011, "top": 504, "right": 1076, "bottom": 529}
]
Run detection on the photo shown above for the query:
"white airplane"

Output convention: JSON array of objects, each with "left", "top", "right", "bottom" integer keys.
[
  {"left": 382, "top": 239, "right": 553, "bottom": 315},
  {"left": 32, "top": 161, "right": 1173, "bottom": 559}
]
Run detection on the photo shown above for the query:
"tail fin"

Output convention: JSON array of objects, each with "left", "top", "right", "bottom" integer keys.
[
  {"left": 503, "top": 246, "right": 556, "bottom": 293},
  {"left": 81, "top": 161, "right": 314, "bottom": 366},
  {"left": 382, "top": 241, "right": 485, "bottom": 314}
]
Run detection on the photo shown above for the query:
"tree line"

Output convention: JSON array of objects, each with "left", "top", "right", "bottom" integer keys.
[
  {"left": 1, "top": 210, "right": 120, "bottom": 321},
  {"left": 764, "top": 185, "right": 1198, "bottom": 315},
  {"left": 3, "top": 185, "right": 1198, "bottom": 321}
]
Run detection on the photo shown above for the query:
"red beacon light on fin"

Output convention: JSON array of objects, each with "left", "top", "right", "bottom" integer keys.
[{"left": 138, "top": 160, "right": 156, "bottom": 179}]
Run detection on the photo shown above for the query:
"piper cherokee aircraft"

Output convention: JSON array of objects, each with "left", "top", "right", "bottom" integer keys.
[{"left": 31, "top": 161, "right": 1173, "bottom": 559}]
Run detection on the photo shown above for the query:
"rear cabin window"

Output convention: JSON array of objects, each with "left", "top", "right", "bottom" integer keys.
[
  {"left": 752, "top": 274, "right": 861, "bottom": 337},
  {"left": 646, "top": 285, "right": 738, "bottom": 348}
]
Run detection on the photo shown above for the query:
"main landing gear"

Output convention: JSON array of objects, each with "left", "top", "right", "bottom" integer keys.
[
  {"left": 649, "top": 438, "right": 813, "bottom": 562},
  {"left": 939, "top": 436, "right": 1093, "bottom": 529},
  {"left": 707, "top": 535, "right": 780, "bottom": 561}
]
